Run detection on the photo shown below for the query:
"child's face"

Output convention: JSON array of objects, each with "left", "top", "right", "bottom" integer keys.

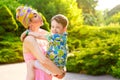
[
  {"left": 51, "top": 20, "right": 65, "bottom": 34},
  {"left": 29, "top": 13, "right": 43, "bottom": 27}
]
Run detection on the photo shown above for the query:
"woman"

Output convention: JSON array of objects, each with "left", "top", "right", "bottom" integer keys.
[{"left": 16, "top": 6, "right": 65, "bottom": 80}]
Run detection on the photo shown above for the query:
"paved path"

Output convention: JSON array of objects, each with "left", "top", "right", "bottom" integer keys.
[{"left": 0, "top": 62, "right": 119, "bottom": 80}]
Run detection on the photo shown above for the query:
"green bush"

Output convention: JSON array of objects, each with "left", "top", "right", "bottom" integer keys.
[
  {"left": 0, "top": 48, "right": 23, "bottom": 64},
  {"left": 0, "top": 40, "right": 23, "bottom": 64},
  {"left": 111, "top": 60, "right": 120, "bottom": 78},
  {"left": 0, "top": 5, "right": 23, "bottom": 64},
  {"left": 0, "top": 26, "right": 5, "bottom": 35},
  {"left": 0, "top": 5, "right": 18, "bottom": 32},
  {"left": 67, "top": 26, "right": 120, "bottom": 78}
]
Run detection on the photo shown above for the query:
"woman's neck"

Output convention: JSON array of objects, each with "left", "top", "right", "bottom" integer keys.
[{"left": 29, "top": 26, "right": 39, "bottom": 32}]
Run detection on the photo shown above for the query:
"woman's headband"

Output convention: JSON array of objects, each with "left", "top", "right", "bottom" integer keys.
[{"left": 16, "top": 6, "right": 37, "bottom": 29}]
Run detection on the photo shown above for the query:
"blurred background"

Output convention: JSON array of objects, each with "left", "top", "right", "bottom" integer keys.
[{"left": 0, "top": 0, "right": 120, "bottom": 79}]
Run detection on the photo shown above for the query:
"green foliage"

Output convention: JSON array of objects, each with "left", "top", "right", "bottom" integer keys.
[
  {"left": 0, "top": 26, "right": 5, "bottom": 35},
  {"left": 67, "top": 26, "right": 120, "bottom": 78},
  {"left": 0, "top": 0, "right": 25, "bottom": 35},
  {"left": 76, "top": 0, "right": 99, "bottom": 26},
  {"left": 104, "top": 5, "right": 120, "bottom": 25},
  {"left": 0, "top": 37, "right": 23, "bottom": 64},
  {"left": 76, "top": 0, "right": 98, "bottom": 13},
  {"left": 83, "top": 13, "right": 98, "bottom": 26},
  {"left": 111, "top": 60, "right": 120, "bottom": 78},
  {"left": 66, "top": 53, "right": 81, "bottom": 72},
  {"left": 0, "top": 0, "right": 20, "bottom": 11},
  {"left": 0, "top": 0, "right": 20, "bottom": 21},
  {"left": 0, "top": 5, "right": 18, "bottom": 32},
  {"left": 0, "top": 48, "right": 23, "bottom": 64},
  {"left": 66, "top": 0, "right": 83, "bottom": 30},
  {"left": 0, "top": 1, "right": 24, "bottom": 64},
  {"left": 107, "top": 4, "right": 120, "bottom": 17},
  {"left": 109, "top": 12, "right": 120, "bottom": 24}
]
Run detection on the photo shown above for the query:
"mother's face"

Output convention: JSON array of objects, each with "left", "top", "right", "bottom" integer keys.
[{"left": 29, "top": 13, "right": 43, "bottom": 27}]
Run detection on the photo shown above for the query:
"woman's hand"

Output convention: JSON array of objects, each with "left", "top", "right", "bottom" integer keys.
[{"left": 54, "top": 69, "right": 66, "bottom": 79}]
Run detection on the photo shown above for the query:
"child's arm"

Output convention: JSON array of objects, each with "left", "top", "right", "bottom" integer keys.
[
  {"left": 20, "top": 30, "right": 28, "bottom": 42},
  {"left": 28, "top": 32, "right": 47, "bottom": 40},
  {"left": 20, "top": 30, "right": 48, "bottom": 42}
]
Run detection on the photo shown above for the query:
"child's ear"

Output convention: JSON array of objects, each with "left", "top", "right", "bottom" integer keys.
[{"left": 63, "top": 27, "right": 67, "bottom": 32}]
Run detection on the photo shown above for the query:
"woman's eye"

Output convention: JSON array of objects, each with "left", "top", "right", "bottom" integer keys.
[
  {"left": 34, "top": 15, "right": 37, "bottom": 18},
  {"left": 33, "top": 13, "right": 37, "bottom": 18}
]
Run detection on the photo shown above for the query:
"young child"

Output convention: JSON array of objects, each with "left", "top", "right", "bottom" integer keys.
[{"left": 21, "top": 14, "right": 69, "bottom": 79}]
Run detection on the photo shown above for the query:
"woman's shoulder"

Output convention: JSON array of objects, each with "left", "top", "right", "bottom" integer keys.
[
  {"left": 23, "top": 36, "right": 35, "bottom": 53},
  {"left": 23, "top": 36, "right": 37, "bottom": 52}
]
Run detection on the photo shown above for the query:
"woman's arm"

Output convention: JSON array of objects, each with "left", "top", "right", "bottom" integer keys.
[
  {"left": 23, "top": 36, "right": 64, "bottom": 75},
  {"left": 26, "top": 61, "right": 34, "bottom": 80}
]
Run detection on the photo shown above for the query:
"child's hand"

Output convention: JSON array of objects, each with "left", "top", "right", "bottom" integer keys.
[{"left": 20, "top": 30, "right": 28, "bottom": 42}]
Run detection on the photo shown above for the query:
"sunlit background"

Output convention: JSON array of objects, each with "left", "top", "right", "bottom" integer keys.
[
  {"left": 96, "top": 0, "right": 120, "bottom": 10},
  {"left": 0, "top": 0, "right": 120, "bottom": 79}
]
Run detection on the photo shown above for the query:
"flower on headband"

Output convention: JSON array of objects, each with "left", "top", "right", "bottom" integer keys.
[
  {"left": 28, "top": 13, "right": 34, "bottom": 19},
  {"left": 27, "top": 8, "right": 31, "bottom": 13}
]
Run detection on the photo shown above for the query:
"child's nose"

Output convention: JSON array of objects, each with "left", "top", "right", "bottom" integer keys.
[{"left": 54, "top": 28, "right": 56, "bottom": 31}]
